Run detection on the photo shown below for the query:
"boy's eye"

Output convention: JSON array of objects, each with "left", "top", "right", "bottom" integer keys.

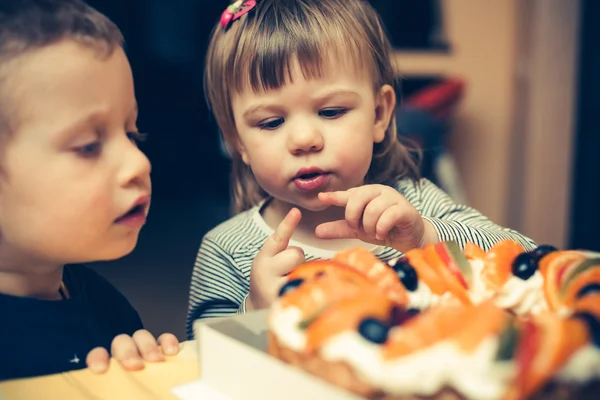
[
  {"left": 319, "top": 108, "right": 347, "bottom": 119},
  {"left": 127, "top": 131, "right": 147, "bottom": 145},
  {"left": 75, "top": 142, "right": 101, "bottom": 158},
  {"left": 258, "top": 118, "right": 284, "bottom": 130}
]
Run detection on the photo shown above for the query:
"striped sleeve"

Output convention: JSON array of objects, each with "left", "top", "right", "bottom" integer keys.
[
  {"left": 185, "top": 236, "right": 248, "bottom": 339},
  {"left": 399, "top": 178, "right": 537, "bottom": 252}
]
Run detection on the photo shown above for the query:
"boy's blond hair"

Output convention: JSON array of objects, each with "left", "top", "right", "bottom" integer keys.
[
  {"left": 204, "top": 0, "right": 420, "bottom": 212},
  {"left": 0, "top": 0, "right": 123, "bottom": 154}
]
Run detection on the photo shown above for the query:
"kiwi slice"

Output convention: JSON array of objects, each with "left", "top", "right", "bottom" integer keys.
[
  {"left": 560, "top": 258, "right": 600, "bottom": 297},
  {"left": 445, "top": 241, "right": 473, "bottom": 284},
  {"left": 495, "top": 320, "right": 520, "bottom": 361},
  {"left": 298, "top": 308, "right": 326, "bottom": 330}
]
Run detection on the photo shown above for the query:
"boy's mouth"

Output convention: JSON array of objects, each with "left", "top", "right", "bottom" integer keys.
[
  {"left": 115, "top": 194, "right": 150, "bottom": 226},
  {"left": 116, "top": 204, "right": 145, "bottom": 221}
]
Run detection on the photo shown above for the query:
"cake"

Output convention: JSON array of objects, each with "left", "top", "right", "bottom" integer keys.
[{"left": 267, "top": 241, "right": 600, "bottom": 399}]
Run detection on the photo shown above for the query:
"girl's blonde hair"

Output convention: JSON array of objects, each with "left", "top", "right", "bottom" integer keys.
[{"left": 204, "top": 0, "right": 420, "bottom": 212}]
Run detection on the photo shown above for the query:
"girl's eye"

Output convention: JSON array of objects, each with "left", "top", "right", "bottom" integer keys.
[
  {"left": 75, "top": 142, "right": 101, "bottom": 158},
  {"left": 258, "top": 118, "right": 284, "bottom": 130},
  {"left": 319, "top": 108, "right": 348, "bottom": 119},
  {"left": 127, "top": 131, "right": 147, "bottom": 145}
]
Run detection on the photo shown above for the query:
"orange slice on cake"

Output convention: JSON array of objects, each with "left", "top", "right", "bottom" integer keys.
[
  {"left": 480, "top": 240, "right": 525, "bottom": 290},
  {"left": 279, "top": 273, "right": 373, "bottom": 319},
  {"left": 573, "top": 293, "right": 600, "bottom": 317},
  {"left": 538, "top": 250, "right": 586, "bottom": 277},
  {"left": 434, "top": 241, "right": 474, "bottom": 287},
  {"left": 304, "top": 289, "right": 396, "bottom": 352},
  {"left": 464, "top": 242, "right": 486, "bottom": 261},
  {"left": 558, "top": 255, "right": 600, "bottom": 292},
  {"left": 287, "top": 259, "right": 367, "bottom": 283},
  {"left": 514, "top": 314, "right": 590, "bottom": 399},
  {"left": 382, "top": 302, "right": 474, "bottom": 359},
  {"left": 452, "top": 300, "right": 511, "bottom": 352},
  {"left": 422, "top": 244, "right": 471, "bottom": 305},
  {"left": 563, "top": 268, "right": 600, "bottom": 309},
  {"left": 541, "top": 252, "right": 588, "bottom": 311},
  {"left": 333, "top": 247, "right": 408, "bottom": 304},
  {"left": 404, "top": 248, "right": 448, "bottom": 295}
]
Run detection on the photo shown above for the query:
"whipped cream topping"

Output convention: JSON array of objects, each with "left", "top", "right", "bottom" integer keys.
[
  {"left": 493, "top": 271, "right": 548, "bottom": 315},
  {"left": 466, "top": 258, "right": 496, "bottom": 304},
  {"left": 557, "top": 345, "right": 600, "bottom": 383},
  {"left": 390, "top": 256, "right": 548, "bottom": 315},
  {"left": 270, "top": 301, "right": 513, "bottom": 399},
  {"left": 464, "top": 258, "right": 548, "bottom": 315},
  {"left": 387, "top": 258, "right": 459, "bottom": 310},
  {"left": 268, "top": 303, "right": 306, "bottom": 351},
  {"left": 321, "top": 333, "right": 513, "bottom": 400},
  {"left": 406, "top": 281, "right": 455, "bottom": 310},
  {"left": 269, "top": 298, "right": 600, "bottom": 400}
]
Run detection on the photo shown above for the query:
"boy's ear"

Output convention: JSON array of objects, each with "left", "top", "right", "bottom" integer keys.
[{"left": 373, "top": 84, "right": 396, "bottom": 144}]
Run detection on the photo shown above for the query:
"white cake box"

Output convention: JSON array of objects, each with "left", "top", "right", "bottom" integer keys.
[{"left": 194, "top": 310, "right": 364, "bottom": 400}]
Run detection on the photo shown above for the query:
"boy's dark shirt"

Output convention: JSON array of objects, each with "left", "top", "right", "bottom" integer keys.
[{"left": 0, "top": 265, "right": 143, "bottom": 381}]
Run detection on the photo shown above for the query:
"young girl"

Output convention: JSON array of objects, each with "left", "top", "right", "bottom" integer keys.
[{"left": 186, "top": 0, "right": 536, "bottom": 339}]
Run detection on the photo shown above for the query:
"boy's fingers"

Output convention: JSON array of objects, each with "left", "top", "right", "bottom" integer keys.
[
  {"left": 86, "top": 347, "right": 110, "bottom": 374},
  {"left": 157, "top": 333, "right": 180, "bottom": 356},
  {"left": 260, "top": 208, "right": 302, "bottom": 257},
  {"left": 111, "top": 334, "right": 145, "bottom": 370},
  {"left": 132, "top": 330, "right": 164, "bottom": 362}
]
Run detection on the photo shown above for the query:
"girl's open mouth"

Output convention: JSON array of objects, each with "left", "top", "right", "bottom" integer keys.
[{"left": 293, "top": 172, "right": 331, "bottom": 192}]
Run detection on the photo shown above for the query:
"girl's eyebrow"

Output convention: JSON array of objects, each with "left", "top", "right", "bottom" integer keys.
[
  {"left": 243, "top": 103, "right": 282, "bottom": 119},
  {"left": 243, "top": 89, "right": 360, "bottom": 118},
  {"left": 315, "top": 89, "right": 360, "bottom": 100}
]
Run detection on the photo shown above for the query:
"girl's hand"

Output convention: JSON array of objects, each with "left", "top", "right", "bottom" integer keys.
[
  {"left": 86, "top": 330, "right": 179, "bottom": 373},
  {"left": 316, "top": 184, "right": 438, "bottom": 252},
  {"left": 246, "top": 208, "right": 305, "bottom": 311}
]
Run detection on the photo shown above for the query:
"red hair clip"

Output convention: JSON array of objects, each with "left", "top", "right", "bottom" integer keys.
[{"left": 220, "top": 1, "right": 257, "bottom": 30}]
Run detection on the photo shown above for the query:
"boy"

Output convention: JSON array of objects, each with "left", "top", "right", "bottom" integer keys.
[{"left": 0, "top": 0, "right": 178, "bottom": 381}]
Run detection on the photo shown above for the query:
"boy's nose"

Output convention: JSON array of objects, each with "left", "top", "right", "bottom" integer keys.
[{"left": 119, "top": 142, "right": 152, "bottom": 189}]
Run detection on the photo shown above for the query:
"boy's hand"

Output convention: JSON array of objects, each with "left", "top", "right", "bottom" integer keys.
[
  {"left": 247, "top": 208, "right": 305, "bottom": 311},
  {"left": 316, "top": 185, "right": 438, "bottom": 253},
  {"left": 86, "top": 330, "right": 179, "bottom": 373}
]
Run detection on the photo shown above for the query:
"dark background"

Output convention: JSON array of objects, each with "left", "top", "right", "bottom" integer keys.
[{"left": 570, "top": 0, "right": 600, "bottom": 252}]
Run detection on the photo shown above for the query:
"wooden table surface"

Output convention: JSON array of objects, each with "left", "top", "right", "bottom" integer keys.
[{"left": 0, "top": 341, "right": 199, "bottom": 400}]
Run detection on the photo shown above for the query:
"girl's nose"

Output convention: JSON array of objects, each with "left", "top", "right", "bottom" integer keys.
[{"left": 288, "top": 123, "right": 324, "bottom": 154}]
